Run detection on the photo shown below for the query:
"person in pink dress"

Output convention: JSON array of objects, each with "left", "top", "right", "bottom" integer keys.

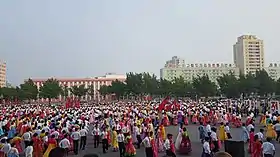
[{"left": 124, "top": 133, "right": 136, "bottom": 156}]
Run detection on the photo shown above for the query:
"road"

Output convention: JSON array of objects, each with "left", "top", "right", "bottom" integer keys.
[{"left": 70, "top": 124, "right": 280, "bottom": 157}]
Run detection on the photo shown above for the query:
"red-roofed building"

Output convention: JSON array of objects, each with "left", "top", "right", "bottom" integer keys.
[{"left": 28, "top": 73, "right": 126, "bottom": 101}]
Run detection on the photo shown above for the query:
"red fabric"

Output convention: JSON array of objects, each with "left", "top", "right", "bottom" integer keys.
[
  {"left": 158, "top": 96, "right": 170, "bottom": 111},
  {"left": 248, "top": 132, "right": 254, "bottom": 153},
  {"left": 252, "top": 141, "right": 262, "bottom": 157}
]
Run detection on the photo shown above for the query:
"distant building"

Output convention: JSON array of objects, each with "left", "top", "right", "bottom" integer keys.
[
  {"left": 233, "top": 35, "right": 264, "bottom": 75},
  {"left": 30, "top": 73, "right": 126, "bottom": 101},
  {"left": 264, "top": 63, "right": 280, "bottom": 80},
  {"left": 0, "top": 61, "right": 6, "bottom": 87},
  {"left": 160, "top": 62, "right": 239, "bottom": 83},
  {"left": 164, "top": 56, "right": 185, "bottom": 68}
]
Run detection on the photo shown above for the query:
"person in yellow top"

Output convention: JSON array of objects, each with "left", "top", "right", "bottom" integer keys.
[
  {"left": 266, "top": 121, "right": 277, "bottom": 139},
  {"left": 218, "top": 122, "right": 228, "bottom": 142},
  {"left": 159, "top": 124, "right": 166, "bottom": 141},
  {"left": 43, "top": 135, "right": 57, "bottom": 157},
  {"left": 260, "top": 114, "right": 266, "bottom": 126},
  {"left": 111, "top": 127, "right": 118, "bottom": 152}
]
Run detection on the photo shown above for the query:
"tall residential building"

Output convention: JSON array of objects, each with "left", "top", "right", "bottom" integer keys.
[
  {"left": 160, "top": 62, "right": 239, "bottom": 83},
  {"left": 0, "top": 61, "right": 6, "bottom": 87},
  {"left": 164, "top": 56, "right": 185, "bottom": 68},
  {"left": 233, "top": 35, "right": 264, "bottom": 75}
]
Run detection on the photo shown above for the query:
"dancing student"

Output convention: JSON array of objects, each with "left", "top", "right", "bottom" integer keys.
[{"left": 164, "top": 134, "right": 176, "bottom": 157}]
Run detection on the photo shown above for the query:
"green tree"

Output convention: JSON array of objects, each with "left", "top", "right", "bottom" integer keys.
[
  {"left": 255, "top": 70, "right": 275, "bottom": 96},
  {"left": 125, "top": 72, "right": 143, "bottom": 96},
  {"left": 158, "top": 78, "right": 173, "bottom": 96},
  {"left": 87, "top": 85, "right": 95, "bottom": 100},
  {"left": 171, "top": 76, "right": 193, "bottom": 97},
  {"left": 20, "top": 79, "right": 38, "bottom": 102},
  {"left": 238, "top": 73, "right": 258, "bottom": 97},
  {"left": 217, "top": 72, "right": 240, "bottom": 98},
  {"left": 70, "top": 85, "right": 88, "bottom": 99},
  {"left": 142, "top": 73, "right": 159, "bottom": 95},
  {"left": 39, "top": 78, "right": 62, "bottom": 104},
  {"left": 99, "top": 85, "right": 111, "bottom": 98},
  {"left": 192, "top": 74, "right": 217, "bottom": 97},
  {"left": 1, "top": 87, "right": 18, "bottom": 101},
  {"left": 109, "top": 80, "right": 126, "bottom": 100},
  {"left": 275, "top": 78, "right": 280, "bottom": 95},
  {"left": 60, "top": 85, "right": 69, "bottom": 100}
]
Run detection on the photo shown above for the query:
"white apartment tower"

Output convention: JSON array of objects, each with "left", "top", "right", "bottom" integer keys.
[
  {"left": 233, "top": 35, "right": 264, "bottom": 75},
  {"left": 164, "top": 56, "right": 185, "bottom": 68},
  {"left": 0, "top": 61, "right": 6, "bottom": 87}
]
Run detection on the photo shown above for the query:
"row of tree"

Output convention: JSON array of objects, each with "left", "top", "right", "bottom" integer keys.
[
  {"left": 0, "top": 79, "right": 94, "bottom": 103},
  {"left": 99, "top": 70, "right": 280, "bottom": 99},
  {"left": 0, "top": 70, "right": 280, "bottom": 102}
]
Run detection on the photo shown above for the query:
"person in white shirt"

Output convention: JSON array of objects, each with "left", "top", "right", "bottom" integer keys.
[
  {"left": 22, "top": 128, "right": 32, "bottom": 148},
  {"left": 42, "top": 124, "right": 50, "bottom": 133},
  {"left": 202, "top": 137, "right": 211, "bottom": 157},
  {"left": 205, "top": 122, "right": 211, "bottom": 137},
  {"left": 71, "top": 129, "right": 81, "bottom": 155},
  {"left": 7, "top": 143, "right": 19, "bottom": 157},
  {"left": 262, "top": 137, "right": 275, "bottom": 157},
  {"left": 142, "top": 132, "right": 153, "bottom": 157},
  {"left": 0, "top": 138, "right": 11, "bottom": 156},
  {"left": 25, "top": 141, "right": 33, "bottom": 157},
  {"left": 51, "top": 127, "right": 60, "bottom": 143},
  {"left": 59, "top": 135, "right": 71, "bottom": 156},
  {"left": 101, "top": 128, "right": 108, "bottom": 154},
  {"left": 164, "top": 133, "right": 176, "bottom": 157},
  {"left": 117, "top": 130, "right": 125, "bottom": 157},
  {"left": 134, "top": 124, "right": 142, "bottom": 149},
  {"left": 247, "top": 122, "right": 254, "bottom": 133},
  {"left": 92, "top": 125, "right": 100, "bottom": 148},
  {"left": 224, "top": 123, "right": 232, "bottom": 139},
  {"left": 80, "top": 127, "right": 88, "bottom": 150},
  {"left": 255, "top": 128, "right": 264, "bottom": 142},
  {"left": 275, "top": 121, "right": 280, "bottom": 142},
  {"left": 210, "top": 127, "right": 219, "bottom": 153}
]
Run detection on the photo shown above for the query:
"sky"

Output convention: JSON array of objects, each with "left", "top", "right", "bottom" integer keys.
[{"left": 1, "top": 0, "right": 280, "bottom": 85}]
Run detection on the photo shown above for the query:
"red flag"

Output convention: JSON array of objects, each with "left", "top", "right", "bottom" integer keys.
[{"left": 158, "top": 96, "right": 170, "bottom": 111}]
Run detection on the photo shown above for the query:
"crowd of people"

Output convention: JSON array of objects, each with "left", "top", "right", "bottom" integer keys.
[{"left": 0, "top": 99, "right": 279, "bottom": 157}]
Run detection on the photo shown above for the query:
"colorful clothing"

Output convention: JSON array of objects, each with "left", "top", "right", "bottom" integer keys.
[
  {"left": 125, "top": 136, "right": 136, "bottom": 157},
  {"left": 252, "top": 140, "right": 262, "bottom": 157},
  {"left": 11, "top": 136, "right": 23, "bottom": 153},
  {"left": 179, "top": 131, "right": 191, "bottom": 154},
  {"left": 33, "top": 136, "right": 43, "bottom": 157},
  {"left": 156, "top": 134, "right": 164, "bottom": 153},
  {"left": 43, "top": 138, "right": 57, "bottom": 157},
  {"left": 266, "top": 124, "right": 277, "bottom": 139},
  {"left": 218, "top": 125, "right": 227, "bottom": 141},
  {"left": 248, "top": 132, "right": 254, "bottom": 153},
  {"left": 111, "top": 130, "right": 118, "bottom": 150},
  {"left": 159, "top": 125, "right": 166, "bottom": 141},
  {"left": 150, "top": 137, "right": 158, "bottom": 157}
]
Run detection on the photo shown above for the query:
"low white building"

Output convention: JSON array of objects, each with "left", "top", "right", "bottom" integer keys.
[
  {"left": 160, "top": 63, "right": 239, "bottom": 83},
  {"left": 264, "top": 63, "right": 280, "bottom": 80}
]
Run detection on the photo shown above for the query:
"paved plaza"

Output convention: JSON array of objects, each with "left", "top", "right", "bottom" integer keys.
[{"left": 69, "top": 124, "right": 280, "bottom": 157}]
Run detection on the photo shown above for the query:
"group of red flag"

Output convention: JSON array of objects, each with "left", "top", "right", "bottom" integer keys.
[
  {"left": 65, "top": 97, "right": 80, "bottom": 109},
  {"left": 158, "top": 96, "right": 180, "bottom": 111}
]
